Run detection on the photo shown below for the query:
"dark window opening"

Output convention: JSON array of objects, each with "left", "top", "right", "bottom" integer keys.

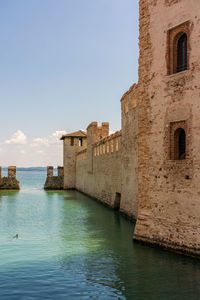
[
  {"left": 79, "top": 138, "right": 83, "bottom": 147},
  {"left": 114, "top": 193, "right": 121, "bottom": 211},
  {"left": 174, "top": 128, "right": 186, "bottom": 160},
  {"left": 71, "top": 137, "right": 74, "bottom": 146},
  {"left": 177, "top": 33, "right": 187, "bottom": 72}
]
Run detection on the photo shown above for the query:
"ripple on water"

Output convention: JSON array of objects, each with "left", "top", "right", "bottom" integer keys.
[{"left": 0, "top": 171, "right": 200, "bottom": 299}]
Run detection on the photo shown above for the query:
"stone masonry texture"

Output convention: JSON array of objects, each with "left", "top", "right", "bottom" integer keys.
[
  {"left": 44, "top": 166, "right": 64, "bottom": 190},
  {"left": 134, "top": 0, "right": 200, "bottom": 256},
  {"left": 0, "top": 166, "right": 20, "bottom": 190}
]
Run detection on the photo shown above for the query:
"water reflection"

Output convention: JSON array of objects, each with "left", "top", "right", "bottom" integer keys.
[
  {"left": 56, "top": 191, "right": 200, "bottom": 300},
  {"left": 54, "top": 192, "right": 126, "bottom": 298},
  {"left": 0, "top": 190, "right": 19, "bottom": 199},
  {"left": 0, "top": 176, "right": 200, "bottom": 299}
]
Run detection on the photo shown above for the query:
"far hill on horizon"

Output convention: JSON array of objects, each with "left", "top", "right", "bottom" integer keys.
[{"left": 2, "top": 167, "right": 47, "bottom": 171}]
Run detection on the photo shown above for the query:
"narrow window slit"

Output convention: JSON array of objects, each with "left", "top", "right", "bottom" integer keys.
[
  {"left": 79, "top": 138, "right": 83, "bottom": 147},
  {"left": 71, "top": 137, "right": 74, "bottom": 146}
]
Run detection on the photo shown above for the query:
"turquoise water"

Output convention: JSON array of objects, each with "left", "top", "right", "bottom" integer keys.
[{"left": 0, "top": 171, "right": 200, "bottom": 299}]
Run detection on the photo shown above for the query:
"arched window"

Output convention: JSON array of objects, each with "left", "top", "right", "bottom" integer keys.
[
  {"left": 174, "top": 128, "right": 186, "bottom": 160},
  {"left": 168, "top": 22, "right": 190, "bottom": 75},
  {"left": 177, "top": 33, "right": 187, "bottom": 72}
]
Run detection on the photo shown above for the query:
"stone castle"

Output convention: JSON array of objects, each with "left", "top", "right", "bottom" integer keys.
[{"left": 45, "top": 0, "right": 200, "bottom": 257}]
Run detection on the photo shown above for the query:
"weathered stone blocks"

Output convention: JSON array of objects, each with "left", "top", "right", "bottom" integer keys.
[
  {"left": 44, "top": 166, "right": 64, "bottom": 190},
  {"left": 0, "top": 166, "right": 20, "bottom": 190},
  {"left": 134, "top": 0, "right": 200, "bottom": 257}
]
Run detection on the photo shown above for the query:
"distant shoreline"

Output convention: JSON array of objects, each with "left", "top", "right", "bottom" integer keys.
[{"left": 2, "top": 167, "right": 47, "bottom": 172}]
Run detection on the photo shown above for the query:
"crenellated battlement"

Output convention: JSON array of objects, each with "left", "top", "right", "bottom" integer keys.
[
  {"left": 93, "top": 131, "right": 121, "bottom": 157},
  {"left": 44, "top": 166, "right": 64, "bottom": 190},
  {"left": 94, "top": 130, "right": 121, "bottom": 146},
  {"left": 87, "top": 122, "right": 109, "bottom": 141},
  {"left": 47, "top": 166, "right": 54, "bottom": 177}
]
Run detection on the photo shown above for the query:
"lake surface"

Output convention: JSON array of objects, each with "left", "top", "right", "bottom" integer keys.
[{"left": 0, "top": 170, "right": 200, "bottom": 299}]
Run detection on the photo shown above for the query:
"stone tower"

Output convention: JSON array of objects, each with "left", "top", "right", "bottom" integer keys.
[
  {"left": 61, "top": 130, "right": 87, "bottom": 189},
  {"left": 134, "top": 0, "right": 200, "bottom": 255}
]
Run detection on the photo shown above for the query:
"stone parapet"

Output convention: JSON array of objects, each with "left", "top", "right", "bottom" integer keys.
[
  {"left": 93, "top": 131, "right": 121, "bottom": 157},
  {"left": 0, "top": 166, "right": 20, "bottom": 190},
  {"left": 93, "top": 130, "right": 121, "bottom": 147},
  {"left": 44, "top": 166, "right": 64, "bottom": 190}
]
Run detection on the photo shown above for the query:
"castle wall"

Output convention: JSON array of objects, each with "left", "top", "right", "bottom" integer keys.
[
  {"left": 121, "top": 84, "right": 138, "bottom": 219},
  {"left": 134, "top": 0, "right": 200, "bottom": 256},
  {"left": 76, "top": 131, "right": 122, "bottom": 209},
  {"left": 75, "top": 113, "right": 138, "bottom": 219}
]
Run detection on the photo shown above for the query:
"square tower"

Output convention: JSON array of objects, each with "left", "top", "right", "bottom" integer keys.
[
  {"left": 134, "top": 0, "right": 200, "bottom": 256},
  {"left": 61, "top": 130, "right": 87, "bottom": 189}
]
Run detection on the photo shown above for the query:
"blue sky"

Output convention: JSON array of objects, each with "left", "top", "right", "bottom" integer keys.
[{"left": 0, "top": 0, "right": 139, "bottom": 166}]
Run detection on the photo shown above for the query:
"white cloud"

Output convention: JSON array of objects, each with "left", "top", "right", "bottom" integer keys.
[
  {"left": 5, "top": 130, "right": 27, "bottom": 145},
  {"left": 49, "top": 130, "right": 66, "bottom": 145},
  {"left": 20, "top": 150, "right": 26, "bottom": 154},
  {"left": 31, "top": 137, "right": 49, "bottom": 147},
  {"left": 30, "top": 131, "right": 66, "bottom": 148},
  {"left": 37, "top": 150, "right": 44, "bottom": 154},
  {"left": 1, "top": 129, "right": 65, "bottom": 167}
]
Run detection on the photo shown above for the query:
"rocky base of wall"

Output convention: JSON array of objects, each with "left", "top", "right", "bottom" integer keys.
[
  {"left": 133, "top": 234, "right": 200, "bottom": 258},
  {"left": 44, "top": 176, "right": 64, "bottom": 190},
  {"left": 0, "top": 177, "right": 20, "bottom": 190}
]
